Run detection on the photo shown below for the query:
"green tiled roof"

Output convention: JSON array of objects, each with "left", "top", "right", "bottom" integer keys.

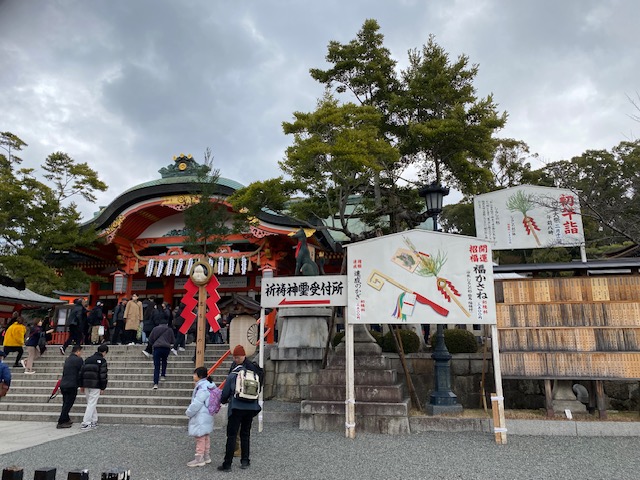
[{"left": 119, "top": 175, "right": 245, "bottom": 196}]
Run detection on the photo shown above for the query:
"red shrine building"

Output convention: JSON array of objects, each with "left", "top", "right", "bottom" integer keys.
[{"left": 68, "top": 155, "right": 341, "bottom": 314}]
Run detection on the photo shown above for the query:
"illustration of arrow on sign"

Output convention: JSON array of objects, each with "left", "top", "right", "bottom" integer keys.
[
  {"left": 279, "top": 298, "right": 331, "bottom": 306},
  {"left": 367, "top": 269, "right": 449, "bottom": 317}
]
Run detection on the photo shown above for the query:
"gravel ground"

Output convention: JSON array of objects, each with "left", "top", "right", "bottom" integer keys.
[{"left": 1, "top": 423, "right": 639, "bottom": 480}]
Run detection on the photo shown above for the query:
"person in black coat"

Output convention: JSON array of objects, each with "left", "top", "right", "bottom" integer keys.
[
  {"left": 111, "top": 298, "right": 127, "bottom": 345},
  {"left": 56, "top": 345, "right": 84, "bottom": 428},
  {"left": 88, "top": 302, "right": 104, "bottom": 345},
  {"left": 79, "top": 344, "right": 108, "bottom": 430},
  {"left": 60, "top": 299, "right": 84, "bottom": 354},
  {"left": 217, "top": 345, "right": 263, "bottom": 472}
]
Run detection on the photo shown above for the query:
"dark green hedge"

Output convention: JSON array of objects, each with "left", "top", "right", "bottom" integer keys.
[
  {"left": 431, "top": 328, "right": 478, "bottom": 354},
  {"left": 381, "top": 328, "right": 421, "bottom": 354}
]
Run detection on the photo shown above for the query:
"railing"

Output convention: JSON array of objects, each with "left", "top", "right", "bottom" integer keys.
[{"left": 207, "top": 317, "right": 271, "bottom": 388}]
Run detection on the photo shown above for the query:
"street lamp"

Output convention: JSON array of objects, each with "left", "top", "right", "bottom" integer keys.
[
  {"left": 418, "top": 183, "right": 450, "bottom": 231},
  {"left": 419, "top": 183, "right": 462, "bottom": 415}
]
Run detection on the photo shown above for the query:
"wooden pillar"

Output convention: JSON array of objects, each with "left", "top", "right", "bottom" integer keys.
[
  {"left": 163, "top": 276, "right": 175, "bottom": 304},
  {"left": 195, "top": 285, "right": 207, "bottom": 368},
  {"left": 544, "top": 379, "right": 554, "bottom": 418},
  {"left": 595, "top": 380, "right": 607, "bottom": 419},
  {"left": 89, "top": 281, "right": 100, "bottom": 306}
]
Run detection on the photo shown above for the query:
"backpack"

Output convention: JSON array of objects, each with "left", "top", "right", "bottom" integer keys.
[
  {"left": 197, "top": 384, "right": 222, "bottom": 415},
  {"left": 234, "top": 367, "right": 261, "bottom": 401}
]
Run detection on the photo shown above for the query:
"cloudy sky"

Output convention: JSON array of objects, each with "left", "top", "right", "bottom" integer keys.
[{"left": 1, "top": 0, "right": 638, "bottom": 219}]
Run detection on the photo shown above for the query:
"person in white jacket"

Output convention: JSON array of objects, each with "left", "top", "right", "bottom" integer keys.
[{"left": 185, "top": 366, "right": 215, "bottom": 467}]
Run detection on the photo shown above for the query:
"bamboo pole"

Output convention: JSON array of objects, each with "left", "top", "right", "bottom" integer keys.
[{"left": 390, "top": 325, "right": 422, "bottom": 412}]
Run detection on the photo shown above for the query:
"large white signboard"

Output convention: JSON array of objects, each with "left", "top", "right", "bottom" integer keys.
[
  {"left": 346, "top": 230, "right": 496, "bottom": 325},
  {"left": 474, "top": 185, "right": 585, "bottom": 250},
  {"left": 260, "top": 275, "right": 347, "bottom": 308}
]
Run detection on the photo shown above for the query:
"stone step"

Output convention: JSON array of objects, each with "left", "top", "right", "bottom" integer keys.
[
  {"left": 327, "top": 355, "right": 391, "bottom": 370},
  {"left": 300, "top": 399, "right": 410, "bottom": 417},
  {"left": 8, "top": 379, "right": 211, "bottom": 389},
  {"left": 11, "top": 372, "right": 226, "bottom": 389},
  {"left": 7, "top": 393, "right": 192, "bottom": 406},
  {"left": 3, "top": 342, "right": 240, "bottom": 426},
  {"left": 299, "top": 409, "right": 410, "bottom": 435},
  {"left": 309, "top": 384, "right": 405, "bottom": 403},
  {"left": 0, "top": 401, "right": 190, "bottom": 417},
  {"left": 316, "top": 369, "right": 397, "bottom": 385},
  {"left": 9, "top": 386, "right": 195, "bottom": 396},
  {"left": 0, "top": 409, "right": 190, "bottom": 426}
]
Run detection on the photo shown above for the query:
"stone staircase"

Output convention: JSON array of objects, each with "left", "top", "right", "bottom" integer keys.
[
  {"left": 299, "top": 353, "right": 411, "bottom": 435},
  {"left": 0, "top": 344, "right": 233, "bottom": 426}
]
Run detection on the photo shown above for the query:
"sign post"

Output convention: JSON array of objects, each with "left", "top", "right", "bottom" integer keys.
[{"left": 261, "top": 274, "right": 348, "bottom": 434}]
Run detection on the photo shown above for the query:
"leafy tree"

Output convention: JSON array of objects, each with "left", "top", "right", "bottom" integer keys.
[
  {"left": 393, "top": 36, "right": 507, "bottom": 195},
  {"left": 524, "top": 141, "right": 640, "bottom": 246},
  {"left": 310, "top": 19, "right": 400, "bottom": 120},
  {"left": 182, "top": 148, "right": 246, "bottom": 256},
  {"left": 0, "top": 131, "right": 27, "bottom": 166},
  {"left": 490, "top": 139, "right": 536, "bottom": 188},
  {"left": 232, "top": 95, "right": 400, "bottom": 241},
  {"left": 0, "top": 133, "right": 106, "bottom": 294},
  {"left": 43, "top": 152, "right": 107, "bottom": 203},
  {"left": 234, "top": 20, "right": 509, "bottom": 241}
]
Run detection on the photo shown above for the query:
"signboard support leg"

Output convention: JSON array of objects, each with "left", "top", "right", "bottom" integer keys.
[
  {"left": 258, "top": 307, "right": 265, "bottom": 433},
  {"left": 490, "top": 324, "right": 507, "bottom": 444},
  {"left": 344, "top": 321, "right": 356, "bottom": 439}
]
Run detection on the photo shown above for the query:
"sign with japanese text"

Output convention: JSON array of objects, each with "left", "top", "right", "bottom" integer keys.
[
  {"left": 260, "top": 275, "right": 347, "bottom": 308},
  {"left": 474, "top": 185, "right": 585, "bottom": 250},
  {"left": 346, "top": 230, "right": 496, "bottom": 325}
]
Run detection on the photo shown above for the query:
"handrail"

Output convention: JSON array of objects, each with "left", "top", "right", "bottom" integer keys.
[{"left": 207, "top": 319, "right": 272, "bottom": 388}]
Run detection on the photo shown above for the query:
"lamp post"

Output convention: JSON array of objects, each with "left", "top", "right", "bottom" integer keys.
[{"left": 419, "top": 183, "right": 463, "bottom": 415}]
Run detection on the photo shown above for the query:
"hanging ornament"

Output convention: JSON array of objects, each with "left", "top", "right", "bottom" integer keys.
[
  {"left": 228, "top": 257, "right": 235, "bottom": 275},
  {"left": 166, "top": 258, "right": 174, "bottom": 276},
  {"left": 156, "top": 260, "right": 165, "bottom": 277},
  {"left": 218, "top": 256, "right": 225, "bottom": 275},
  {"left": 241, "top": 256, "right": 248, "bottom": 275},
  {"left": 175, "top": 258, "right": 184, "bottom": 276},
  {"left": 186, "top": 258, "right": 194, "bottom": 276},
  {"left": 247, "top": 259, "right": 253, "bottom": 272},
  {"left": 208, "top": 257, "right": 214, "bottom": 269},
  {"left": 145, "top": 259, "right": 155, "bottom": 277}
]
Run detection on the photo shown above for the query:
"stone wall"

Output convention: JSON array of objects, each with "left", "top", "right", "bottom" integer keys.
[{"left": 262, "top": 346, "right": 640, "bottom": 411}]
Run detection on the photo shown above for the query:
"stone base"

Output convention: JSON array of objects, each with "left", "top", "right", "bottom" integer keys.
[
  {"left": 553, "top": 380, "right": 587, "bottom": 413},
  {"left": 300, "top": 398, "right": 411, "bottom": 435},
  {"left": 426, "top": 403, "right": 464, "bottom": 415},
  {"left": 270, "top": 347, "right": 325, "bottom": 361}
]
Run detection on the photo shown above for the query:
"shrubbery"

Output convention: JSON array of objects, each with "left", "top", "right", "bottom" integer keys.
[
  {"left": 431, "top": 328, "right": 478, "bottom": 354},
  {"left": 381, "top": 328, "right": 421, "bottom": 354}
]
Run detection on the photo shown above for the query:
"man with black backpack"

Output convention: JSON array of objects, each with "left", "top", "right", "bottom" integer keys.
[{"left": 217, "top": 344, "right": 263, "bottom": 472}]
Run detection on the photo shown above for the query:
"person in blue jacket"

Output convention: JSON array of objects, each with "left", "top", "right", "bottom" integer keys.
[
  {"left": 185, "top": 366, "right": 215, "bottom": 467},
  {"left": 217, "top": 344, "right": 262, "bottom": 472},
  {"left": 0, "top": 350, "right": 11, "bottom": 398}
]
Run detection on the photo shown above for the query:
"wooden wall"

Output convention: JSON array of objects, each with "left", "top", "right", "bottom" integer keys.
[{"left": 496, "top": 276, "right": 640, "bottom": 380}]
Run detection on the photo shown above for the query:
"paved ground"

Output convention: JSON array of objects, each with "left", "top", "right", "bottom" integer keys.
[{"left": 1, "top": 420, "right": 640, "bottom": 480}]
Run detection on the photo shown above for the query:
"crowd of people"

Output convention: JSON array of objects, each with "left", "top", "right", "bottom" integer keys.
[{"left": 0, "top": 296, "right": 265, "bottom": 472}]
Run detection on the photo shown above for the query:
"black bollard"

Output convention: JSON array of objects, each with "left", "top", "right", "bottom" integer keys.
[
  {"left": 101, "top": 469, "right": 130, "bottom": 480},
  {"left": 66, "top": 471, "right": 88, "bottom": 480},
  {"left": 34, "top": 469, "right": 56, "bottom": 480},
  {"left": 1, "top": 467, "right": 24, "bottom": 480}
]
